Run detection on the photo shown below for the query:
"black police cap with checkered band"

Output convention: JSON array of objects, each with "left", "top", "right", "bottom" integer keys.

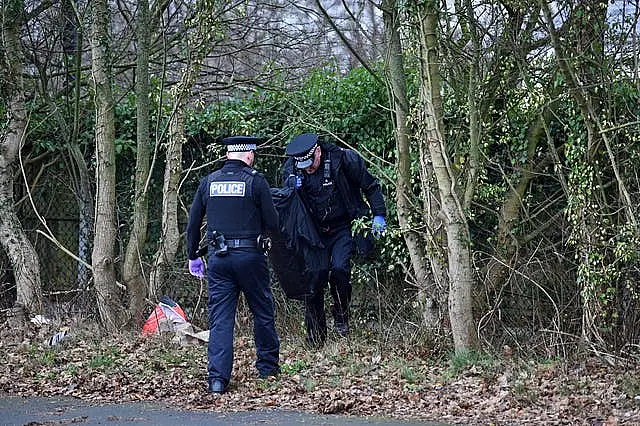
[
  {"left": 222, "top": 136, "right": 259, "bottom": 152},
  {"left": 285, "top": 133, "right": 319, "bottom": 169}
]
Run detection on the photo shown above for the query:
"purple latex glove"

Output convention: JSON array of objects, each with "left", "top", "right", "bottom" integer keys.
[
  {"left": 372, "top": 216, "right": 387, "bottom": 239},
  {"left": 188, "top": 258, "right": 205, "bottom": 279}
]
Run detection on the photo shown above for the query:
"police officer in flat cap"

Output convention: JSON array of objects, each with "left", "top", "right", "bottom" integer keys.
[
  {"left": 283, "top": 133, "right": 387, "bottom": 346},
  {"left": 186, "top": 136, "right": 280, "bottom": 393}
]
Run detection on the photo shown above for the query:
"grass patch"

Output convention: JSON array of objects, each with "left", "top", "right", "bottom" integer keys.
[
  {"left": 619, "top": 374, "right": 640, "bottom": 398},
  {"left": 155, "top": 349, "right": 184, "bottom": 365},
  {"left": 258, "top": 376, "right": 282, "bottom": 391},
  {"left": 300, "top": 376, "right": 315, "bottom": 392},
  {"left": 281, "top": 359, "right": 307, "bottom": 375},
  {"left": 512, "top": 380, "right": 538, "bottom": 404},
  {"left": 39, "top": 349, "right": 57, "bottom": 366},
  {"left": 64, "top": 365, "right": 78, "bottom": 376},
  {"left": 447, "top": 349, "right": 495, "bottom": 377},
  {"left": 34, "top": 371, "right": 56, "bottom": 382},
  {"left": 89, "top": 346, "right": 120, "bottom": 369},
  {"left": 401, "top": 364, "right": 423, "bottom": 384},
  {"left": 347, "top": 361, "right": 370, "bottom": 375}
]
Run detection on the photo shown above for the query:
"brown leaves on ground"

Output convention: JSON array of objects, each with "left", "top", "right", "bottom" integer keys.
[{"left": 1, "top": 321, "right": 639, "bottom": 426}]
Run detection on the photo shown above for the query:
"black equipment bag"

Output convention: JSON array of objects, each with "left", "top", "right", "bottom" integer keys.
[{"left": 269, "top": 187, "right": 328, "bottom": 300}]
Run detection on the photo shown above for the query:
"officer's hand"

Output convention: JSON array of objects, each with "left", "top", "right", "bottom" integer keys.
[
  {"left": 285, "top": 174, "right": 302, "bottom": 189},
  {"left": 372, "top": 216, "right": 386, "bottom": 239},
  {"left": 188, "top": 258, "right": 205, "bottom": 279}
]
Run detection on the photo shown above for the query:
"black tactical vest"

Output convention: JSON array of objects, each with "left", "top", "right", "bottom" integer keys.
[
  {"left": 303, "top": 151, "right": 348, "bottom": 228},
  {"left": 205, "top": 164, "right": 262, "bottom": 242}
]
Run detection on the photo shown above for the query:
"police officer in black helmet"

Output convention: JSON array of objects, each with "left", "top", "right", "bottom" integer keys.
[
  {"left": 283, "top": 133, "right": 387, "bottom": 346},
  {"left": 186, "top": 136, "right": 280, "bottom": 393}
]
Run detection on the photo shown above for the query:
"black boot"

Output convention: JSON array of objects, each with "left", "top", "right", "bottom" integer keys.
[
  {"left": 335, "top": 321, "right": 349, "bottom": 337},
  {"left": 207, "top": 378, "right": 228, "bottom": 394}
]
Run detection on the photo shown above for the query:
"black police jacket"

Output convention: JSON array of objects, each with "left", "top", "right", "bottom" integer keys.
[
  {"left": 186, "top": 159, "right": 278, "bottom": 260},
  {"left": 282, "top": 142, "right": 387, "bottom": 223}
]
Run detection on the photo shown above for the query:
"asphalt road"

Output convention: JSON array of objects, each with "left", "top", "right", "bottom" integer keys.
[{"left": 0, "top": 395, "right": 451, "bottom": 426}]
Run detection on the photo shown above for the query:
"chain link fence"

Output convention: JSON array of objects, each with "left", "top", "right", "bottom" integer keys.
[{"left": 23, "top": 217, "right": 83, "bottom": 294}]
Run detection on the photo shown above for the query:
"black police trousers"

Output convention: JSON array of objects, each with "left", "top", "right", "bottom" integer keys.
[
  {"left": 304, "top": 224, "right": 354, "bottom": 345},
  {"left": 206, "top": 248, "right": 280, "bottom": 385}
]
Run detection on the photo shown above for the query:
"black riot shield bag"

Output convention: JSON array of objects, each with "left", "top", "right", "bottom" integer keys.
[{"left": 269, "top": 187, "right": 328, "bottom": 300}]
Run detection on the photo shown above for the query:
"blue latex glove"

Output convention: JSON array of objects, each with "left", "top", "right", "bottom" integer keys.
[
  {"left": 188, "top": 258, "right": 205, "bottom": 279},
  {"left": 372, "top": 216, "right": 386, "bottom": 238},
  {"left": 286, "top": 174, "right": 302, "bottom": 189}
]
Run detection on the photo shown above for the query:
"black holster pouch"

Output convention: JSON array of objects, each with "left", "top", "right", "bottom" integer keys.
[
  {"left": 257, "top": 235, "right": 272, "bottom": 255},
  {"left": 211, "top": 231, "right": 228, "bottom": 256},
  {"left": 195, "top": 245, "right": 208, "bottom": 258}
]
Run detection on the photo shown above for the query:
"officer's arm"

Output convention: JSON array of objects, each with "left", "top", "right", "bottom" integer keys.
[
  {"left": 344, "top": 150, "right": 387, "bottom": 217},
  {"left": 255, "top": 175, "right": 279, "bottom": 234},
  {"left": 186, "top": 178, "right": 207, "bottom": 259}
]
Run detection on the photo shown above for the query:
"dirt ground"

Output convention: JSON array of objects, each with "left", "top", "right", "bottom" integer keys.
[{"left": 1, "top": 320, "right": 639, "bottom": 426}]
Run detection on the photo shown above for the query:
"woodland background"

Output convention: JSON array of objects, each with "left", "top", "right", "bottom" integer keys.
[{"left": 1, "top": 0, "right": 640, "bottom": 364}]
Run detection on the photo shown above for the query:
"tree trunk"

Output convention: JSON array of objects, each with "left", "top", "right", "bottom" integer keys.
[
  {"left": 124, "top": 0, "right": 151, "bottom": 325},
  {"left": 461, "top": 0, "right": 481, "bottom": 211},
  {"left": 0, "top": 165, "right": 43, "bottom": 316},
  {"left": 90, "top": 0, "right": 124, "bottom": 331},
  {"left": 382, "top": 0, "right": 443, "bottom": 328},
  {"left": 71, "top": 144, "right": 94, "bottom": 290},
  {"left": 416, "top": 1, "right": 477, "bottom": 352},
  {"left": 149, "top": 108, "right": 184, "bottom": 298},
  {"left": 1, "top": 3, "right": 44, "bottom": 316},
  {"left": 149, "top": 9, "right": 211, "bottom": 297},
  {"left": 484, "top": 114, "right": 545, "bottom": 292}
]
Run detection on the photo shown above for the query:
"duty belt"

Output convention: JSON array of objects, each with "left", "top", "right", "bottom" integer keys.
[{"left": 224, "top": 238, "right": 258, "bottom": 249}]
